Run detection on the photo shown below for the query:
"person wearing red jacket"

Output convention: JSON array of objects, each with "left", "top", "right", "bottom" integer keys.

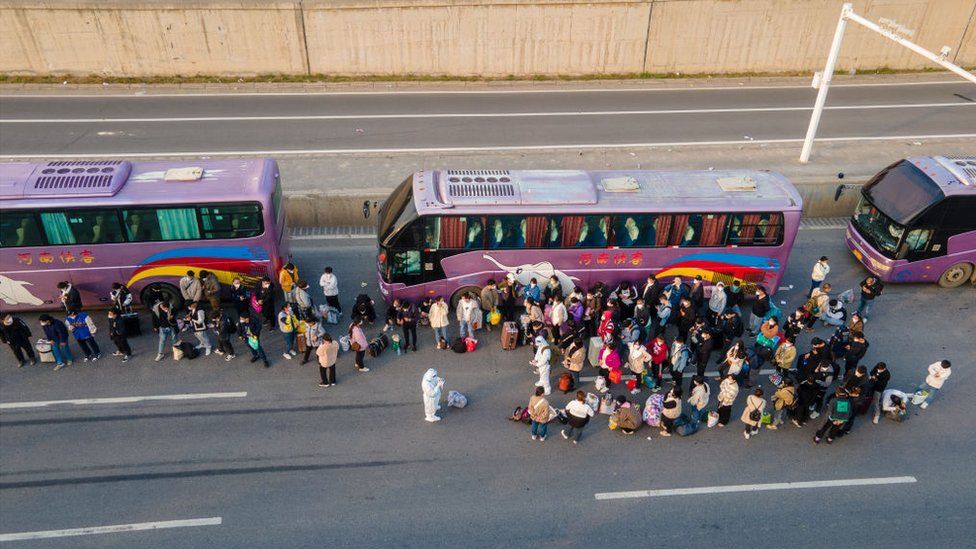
[{"left": 646, "top": 335, "right": 668, "bottom": 392}]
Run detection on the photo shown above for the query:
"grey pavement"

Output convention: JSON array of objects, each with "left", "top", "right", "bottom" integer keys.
[{"left": 1, "top": 231, "right": 973, "bottom": 547}]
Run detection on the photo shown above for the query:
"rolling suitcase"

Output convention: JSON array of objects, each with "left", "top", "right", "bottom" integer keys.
[
  {"left": 501, "top": 321, "right": 518, "bottom": 350},
  {"left": 121, "top": 309, "right": 142, "bottom": 337}
]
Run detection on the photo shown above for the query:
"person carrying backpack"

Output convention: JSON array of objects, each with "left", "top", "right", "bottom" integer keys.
[{"left": 815, "top": 387, "right": 852, "bottom": 444}]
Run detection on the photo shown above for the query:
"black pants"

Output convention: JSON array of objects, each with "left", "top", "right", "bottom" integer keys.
[
  {"left": 599, "top": 367, "right": 612, "bottom": 388},
  {"left": 816, "top": 419, "right": 844, "bottom": 440},
  {"left": 670, "top": 367, "right": 684, "bottom": 389},
  {"left": 501, "top": 301, "right": 515, "bottom": 322},
  {"left": 8, "top": 339, "right": 35, "bottom": 363},
  {"left": 319, "top": 365, "right": 336, "bottom": 385},
  {"left": 261, "top": 305, "right": 275, "bottom": 328},
  {"left": 717, "top": 405, "right": 732, "bottom": 425},
  {"left": 402, "top": 324, "right": 417, "bottom": 349},
  {"left": 77, "top": 337, "right": 100, "bottom": 358},
  {"left": 324, "top": 295, "right": 342, "bottom": 313},
  {"left": 696, "top": 356, "right": 708, "bottom": 378},
  {"left": 661, "top": 416, "right": 676, "bottom": 433},
  {"left": 302, "top": 343, "right": 316, "bottom": 364},
  {"left": 844, "top": 359, "right": 859, "bottom": 376},
  {"left": 218, "top": 337, "right": 235, "bottom": 356},
  {"left": 111, "top": 335, "right": 132, "bottom": 356},
  {"left": 354, "top": 350, "right": 366, "bottom": 370}
]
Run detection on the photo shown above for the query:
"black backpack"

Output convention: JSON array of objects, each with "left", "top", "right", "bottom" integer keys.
[{"left": 451, "top": 338, "right": 467, "bottom": 354}]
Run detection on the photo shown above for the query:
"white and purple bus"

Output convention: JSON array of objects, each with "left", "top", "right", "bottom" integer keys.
[
  {"left": 0, "top": 159, "right": 289, "bottom": 311},
  {"left": 376, "top": 169, "right": 802, "bottom": 305},
  {"left": 845, "top": 156, "right": 976, "bottom": 287}
]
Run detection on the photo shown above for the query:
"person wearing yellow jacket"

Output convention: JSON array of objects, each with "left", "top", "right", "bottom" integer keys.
[{"left": 278, "top": 263, "right": 299, "bottom": 304}]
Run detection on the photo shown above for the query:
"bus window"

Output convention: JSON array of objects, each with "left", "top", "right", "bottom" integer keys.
[
  {"left": 391, "top": 250, "right": 421, "bottom": 276},
  {"left": 576, "top": 216, "right": 608, "bottom": 247},
  {"left": 426, "top": 216, "right": 484, "bottom": 250},
  {"left": 122, "top": 207, "right": 201, "bottom": 241},
  {"left": 727, "top": 213, "right": 783, "bottom": 246},
  {"left": 200, "top": 204, "right": 262, "bottom": 239},
  {"left": 698, "top": 214, "right": 728, "bottom": 246},
  {"left": 670, "top": 214, "right": 702, "bottom": 247},
  {"left": 612, "top": 215, "right": 658, "bottom": 247},
  {"left": 487, "top": 216, "right": 526, "bottom": 249},
  {"left": 546, "top": 216, "right": 583, "bottom": 248},
  {"left": 0, "top": 212, "right": 44, "bottom": 248},
  {"left": 904, "top": 229, "right": 932, "bottom": 251},
  {"left": 41, "top": 210, "right": 123, "bottom": 245}
]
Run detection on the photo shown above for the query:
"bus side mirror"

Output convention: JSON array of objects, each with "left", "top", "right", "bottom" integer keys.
[{"left": 363, "top": 200, "right": 371, "bottom": 219}]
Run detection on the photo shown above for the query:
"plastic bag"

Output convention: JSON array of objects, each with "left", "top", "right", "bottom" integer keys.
[
  {"left": 912, "top": 390, "right": 929, "bottom": 406},
  {"left": 643, "top": 394, "right": 664, "bottom": 426},
  {"left": 594, "top": 376, "right": 608, "bottom": 393},
  {"left": 338, "top": 335, "right": 350, "bottom": 352},
  {"left": 838, "top": 289, "right": 855, "bottom": 303},
  {"left": 488, "top": 309, "right": 502, "bottom": 326},
  {"left": 760, "top": 412, "right": 773, "bottom": 425},
  {"left": 707, "top": 411, "right": 720, "bottom": 428},
  {"left": 447, "top": 390, "right": 467, "bottom": 408},
  {"left": 585, "top": 392, "right": 600, "bottom": 413}
]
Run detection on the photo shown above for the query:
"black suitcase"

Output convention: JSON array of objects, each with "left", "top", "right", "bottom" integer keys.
[
  {"left": 367, "top": 333, "right": 389, "bottom": 357},
  {"left": 122, "top": 311, "right": 142, "bottom": 337}
]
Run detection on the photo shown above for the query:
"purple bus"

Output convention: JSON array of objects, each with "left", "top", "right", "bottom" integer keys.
[
  {"left": 376, "top": 169, "right": 802, "bottom": 305},
  {"left": 0, "top": 159, "right": 289, "bottom": 312},
  {"left": 845, "top": 156, "right": 976, "bottom": 287}
]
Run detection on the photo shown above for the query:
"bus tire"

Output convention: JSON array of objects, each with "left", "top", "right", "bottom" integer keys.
[
  {"left": 141, "top": 282, "right": 184, "bottom": 310},
  {"left": 451, "top": 286, "right": 482, "bottom": 310},
  {"left": 938, "top": 262, "right": 973, "bottom": 288}
]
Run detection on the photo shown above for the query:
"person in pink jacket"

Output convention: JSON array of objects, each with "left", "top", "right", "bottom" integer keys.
[
  {"left": 597, "top": 340, "right": 622, "bottom": 391},
  {"left": 348, "top": 318, "right": 370, "bottom": 372}
]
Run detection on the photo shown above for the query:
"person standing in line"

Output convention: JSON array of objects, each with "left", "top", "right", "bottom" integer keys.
[
  {"left": 856, "top": 275, "right": 884, "bottom": 321},
  {"left": 428, "top": 296, "right": 450, "bottom": 346},
  {"left": 106, "top": 309, "right": 132, "bottom": 362},
  {"left": 277, "top": 303, "right": 299, "bottom": 359},
  {"left": 456, "top": 293, "right": 479, "bottom": 339},
  {"left": 724, "top": 280, "right": 744, "bottom": 317},
  {"left": 814, "top": 387, "right": 852, "bottom": 444},
  {"left": 39, "top": 314, "right": 73, "bottom": 370},
  {"left": 915, "top": 360, "right": 952, "bottom": 409},
  {"left": 279, "top": 262, "right": 300, "bottom": 304},
  {"left": 179, "top": 270, "right": 203, "bottom": 304},
  {"left": 741, "top": 387, "right": 766, "bottom": 440},
  {"left": 773, "top": 339, "right": 797, "bottom": 378},
  {"left": 524, "top": 278, "right": 542, "bottom": 304},
  {"left": 869, "top": 362, "right": 891, "bottom": 424},
  {"left": 230, "top": 277, "right": 250, "bottom": 317},
  {"left": 57, "top": 281, "right": 82, "bottom": 313},
  {"left": 842, "top": 331, "right": 869, "bottom": 375},
  {"left": 421, "top": 368, "right": 445, "bottom": 422},
  {"left": 654, "top": 295, "right": 672, "bottom": 338},
  {"left": 708, "top": 281, "right": 727, "bottom": 324},
  {"left": 201, "top": 270, "right": 221, "bottom": 314},
  {"left": 528, "top": 386, "right": 551, "bottom": 441},
  {"left": 186, "top": 301, "right": 212, "bottom": 356},
  {"left": 213, "top": 308, "right": 237, "bottom": 361},
  {"left": 769, "top": 378, "right": 796, "bottom": 430},
  {"left": 480, "top": 279, "right": 499, "bottom": 333},
  {"left": 641, "top": 274, "right": 662, "bottom": 321},
  {"left": 257, "top": 277, "right": 277, "bottom": 329},
  {"left": 550, "top": 295, "right": 568, "bottom": 337},
  {"left": 152, "top": 300, "right": 177, "bottom": 362},
  {"left": 628, "top": 340, "right": 652, "bottom": 394},
  {"left": 561, "top": 390, "right": 595, "bottom": 445},
  {"left": 65, "top": 309, "right": 100, "bottom": 362},
  {"left": 748, "top": 285, "right": 770, "bottom": 336},
  {"left": 293, "top": 280, "right": 313, "bottom": 321},
  {"left": 300, "top": 317, "right": 325, "bottom": 365},
  {"left": 647, "top": 335, "right": 668, "bottom": 392},
  {"left": 319, "top": 266, "right": 342, "bottom": 314},
  {"left": 349, "top": 318, "right": 370, "bottom": 372},
  {"left": 669, "top": 336, "right": 690, "bottom": 389},
  {"left": 716, "top": 374, "right": 739, "bottom": 427},
  {"left": 109, "top": 282, "right": 132, "bottom": 313},
  {"left": 1, "top": 314, "right": 35, "bottom": 367},
  {"left": 531, "top": 336, "right": 553, "bottom": 395},
  {"left": 689, "top": 275, "right": 705, "bottom": 316},
  {"left": 809, "top": 256, "right": 830, "bottom": 297},
  {"left": 316, "top": 333, "right": 340, "bottom": 387},
  {"left": 687, "top": 375, "right": 710, "bottom": 422},
  {"left": 238, "top": 311, "right": 270, "bottom": 368},
  {"left": 659, "top": 386, "right": 683, "bottom": 437},
  {"left": 792, "top": 374, "right": 819, "bottom": 427},
  {"left": 498, "top": 274, "right": 518, "bottom": 322},
  {"left": 398, "top": 299, "right": 419, "bottom": 352},
  {"left": 562, "top": 337, "right": 585, "bottom": 387}
]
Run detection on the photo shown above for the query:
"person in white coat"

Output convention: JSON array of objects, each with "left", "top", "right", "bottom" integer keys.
[
  {"left": 456, "top": 293, "right": 480, "bottom": 339},
  {"left": 422, "top": 368, "right": 445, "bottom": 422},
  {"left": 707, "top": 281, "right": 727, "bottom": 321},
  {"left": 530, "top": 335, "right": 552, "bottom": 395},
  {"left": 319, "top": 266, "right": 341, "bottom": 314},
  {"left": 915, "top": 360, "right": 951, "bottom": 409}
]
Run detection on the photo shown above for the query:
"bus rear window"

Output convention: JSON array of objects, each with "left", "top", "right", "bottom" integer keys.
[{"left": 863, "top": 162, "right": 943, "bottom": 225}]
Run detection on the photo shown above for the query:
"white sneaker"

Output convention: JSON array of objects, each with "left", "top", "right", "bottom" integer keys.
[
  {"left": 425, "top": 416, "right": 441, "bottom": 422},
  {"left": 744, "top": 431, "right": 751, "bottom": 439},
  {"left": 920, "top": 401, "right": 929, "bottom": 409},
  {"left": 531, "top": 435, "right": 537, "bottom": 440},
  {"left": 359, "top": 367, "right": 370, "bottom": 372},
  {"left": 290, "top": 350, "right": 298, "bottom": 356},
  {"left": 561, "top": 430, "right": 569, "bottom": 439},
  {"left": 214, "top": 349, "right": 224, "bottom": 355},
  {"left": 226, "top": 355, "right": 235, "bottom": 361},
  {"left": 872, "top": 416, "right": 879, "bottom": 424},
  {"left": 154, "top": 354, "right": 163, "bottom": 362},
  {"left": 809, "top": 411, "right": 820, "bottom": 420},
  {"left": 205, "top": 348, "right": 212, "bottom": 356},
  {"left": 283, "top": 353, "right": 292, "bottom": 359}
]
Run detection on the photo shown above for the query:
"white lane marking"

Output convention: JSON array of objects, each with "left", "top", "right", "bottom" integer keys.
[
  {"left": 594, "top": 476, "right": 917, "bottom": 501},
  {"left": 1, "top": 133, "right": 973, "bottom": 159},
  {"left": 0, "top": 392, "right": 247, "bottom": 410},
  {"left": 2, "top": 101, "right": 971, "bottom": 123},
  {"left": 0, "top": 517, "right": 222, "bottom": 542},
  {"left": 0, "top": 79, "right": 964, "bottom": 98},
  {"left": 580, "top": 369, "right": 776, "bottom": 383}
]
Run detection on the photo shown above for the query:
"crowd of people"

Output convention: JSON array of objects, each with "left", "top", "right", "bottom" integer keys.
[{"left": 0, "top": 256, "right": 954, "bottom": 444}]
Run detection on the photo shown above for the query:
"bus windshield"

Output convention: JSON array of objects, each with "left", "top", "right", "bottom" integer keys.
[
  {"left": 378, "top": 176, "right": 416, "bottom": 246},
  {"left": 852, "top": 196, "right": 906, "bottom": 257},
  {"left": 862, "top": 161, "right": 943, "bottom": 225}
]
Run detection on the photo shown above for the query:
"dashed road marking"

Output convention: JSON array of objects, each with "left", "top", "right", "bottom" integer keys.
[{"left": 0, "top": 517, "right": 223, "bottom": 542}]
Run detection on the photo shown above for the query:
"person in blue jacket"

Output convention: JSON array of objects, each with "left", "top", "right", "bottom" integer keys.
[{"left": 39, "top": 314, "right": 73, "bottom": 370}]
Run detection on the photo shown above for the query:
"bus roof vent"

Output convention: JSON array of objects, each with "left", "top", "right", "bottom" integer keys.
[
  {"left": 600, "top": 176, "right": 640, "bottom": 192},
  {"left": 716, "top": 175, "right": 758, "bottom": 192},
  {"left": 447, "top": 170, "right": 511, "bottom": 178},
  {"left": 447, "top": 182, "right": 517, "bottom": 200},
  {"left": 936, "top": 155, "right": 976, "bottom": 185},
  {"left": 27, "top": 160, "right": 132, "bottom": 197}
]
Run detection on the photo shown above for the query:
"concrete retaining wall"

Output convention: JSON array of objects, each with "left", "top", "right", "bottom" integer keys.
[{"left": 3, "top": 0, "right": 974, "bottom": 77}]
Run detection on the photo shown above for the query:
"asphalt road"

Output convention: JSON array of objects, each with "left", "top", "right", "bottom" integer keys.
[
  {"left": 1, "top": 230, "right": 973, "bottom": 547},
  {"left": 1, "top": 80, "right": 975, "bottom": 156}
]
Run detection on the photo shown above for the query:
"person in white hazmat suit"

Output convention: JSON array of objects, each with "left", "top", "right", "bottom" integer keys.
[
  {"left": 422, "top": 368, "right": 445, "bottom": 422},
  {"left": 531, "top": 336, "right": 552, "bottom": 395}
]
